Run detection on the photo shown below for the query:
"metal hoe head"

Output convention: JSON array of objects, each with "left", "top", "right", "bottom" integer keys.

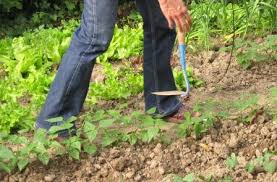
[{"left": 152, "top": 42, "right": 190, "bottom": 98}]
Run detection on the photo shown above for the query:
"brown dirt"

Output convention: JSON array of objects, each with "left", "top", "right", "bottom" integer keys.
[{"left": 1, "top": 51, "right": 276, "bottom": 182}]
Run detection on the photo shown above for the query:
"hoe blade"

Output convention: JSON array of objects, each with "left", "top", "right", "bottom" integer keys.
[{"left": 152, "top": 90, "right": 186, "bottom": 96}]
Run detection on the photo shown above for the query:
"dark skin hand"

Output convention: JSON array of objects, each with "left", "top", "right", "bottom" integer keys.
[{"left": 158, "top": 0, "right": 192, "bottom": 33}]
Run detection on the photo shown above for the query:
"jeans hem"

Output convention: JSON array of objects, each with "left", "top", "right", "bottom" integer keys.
[{"left": 160, "top": 101, "right": 182, "bottom": 118}]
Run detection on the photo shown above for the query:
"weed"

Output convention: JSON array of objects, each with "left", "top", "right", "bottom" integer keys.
[
  {"left": 226, "top": 153, "right": 238, "bottom": 170},
  {"left": 0, "top": 109, "right": 167, "bottom": 173},
  {"left": 173, "top": 173, "right": 195, "bottom": 182},
  {"left": 221, "top": 35, "right": 277, "bottom": 69},
  {"left": 177, "top": 111, "right": 215, "bottom": 139},
  {"left": 246, "top": 152, "right": 277, "bottom": 174}
]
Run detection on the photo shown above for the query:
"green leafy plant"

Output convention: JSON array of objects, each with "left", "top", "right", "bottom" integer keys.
[
  {"left": 246, "top": 152, "right": 277, "bottom": 174},
  {"left": 222, "top": 35, "right": 277, "bottom": 69},
  {"left": 173, "top": 173, "right": 196, "bottom": 182},
  {"left": 177, "top": 111, "right": 215, "bottom": 139},
  {"left": 98, "top": 24, "right": 143, "bottom": 62},
  {"left": 174, "top": 67, "right": 204, "bottom": 90},
  {"left": 231, "top": 93, "right": 260, "bottom": 124},
  {"left": 0, "top": 108, "right": 168, "bottom": 173},
  {"left": 0, "top": 19, "right": 145, "bottom": 133},
  {"left": 226, "top": 153, "right": 238, "bottom": 170},
  {"left": 0, "top": 0, "right": 22, "bottom": 12},
  {"left": 218, "top": 176, "right": 233, "bottom": 182},
  {"left": 183, "top": 173, "right": 196, "bottom": 182},
  {"left": 89, "top": 62, "right": 143, "bottom": 101}
]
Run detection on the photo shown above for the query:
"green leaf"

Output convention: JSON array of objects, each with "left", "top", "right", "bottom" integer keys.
[
  {"left": 102, "top": 133, "right": 116, "bottom": 147},
  {"left": 0, "top": 145, "right": 14, "bottom": 160},
  {"left": 50, "top": 141, "right": 65, "bottom": 155},
  {"left": 184, "top": 112, "right": 192, "bottom": 123},
  {"left": 177, "top": 122, "right": 189, "bottom": 137},
  {"left": 173, "top": 175, "right": 184, "bottom": 182},
  {"left": 70, "top": 140, "right": 81, "bottom": 151},
  {"left": 146, "top": 127, "right": 159, "bottom": 142},
  {"left": 131, "top": 111, "right": 143, "bottom": 119},
  {"left": 193, "top": 119, "right": 202, "bottom": 139},
  {"left": 69, "top": 149, "right": 80, "bottom": 160},
  {"left": 99, "top": 119, "right": 114, "bottom": 128},
  {"left": 255, "top": 156, "right": 264, "bottom": 166},
  {"left": 0, "top": 132, "right": 9, "bottom": 140},
  {"left": 46, "top": 117, "right": 64, "bottom": 123},
  {"left": 91, "top": 110, "right": 106, "bottom": 121},
  {"left": 226, "top": 153, "right": 238, "bottom": 170},
  {"left": 246, "top": 161, "right": 255, "bottom": 173},
  {"left": 119, "top": 133, "right": 128, "bottom": 142},
  {"left": 146, "top": 107, "right": 157, "bottom": 115},
  {"left": 128, "top": 133, "right": 138, "bottom": 145},
  {"left": 183, "top": 173, "right": 195, "bottom": 182},
  {"left": 219, "top": 176, "right": 232, "bottom": 182},
  {"left": 33, "top": 142, "right": 47, "bottom": 154},
  {"left": 83, "top": 121, "right": 98, "bottom": 142},
  {"left": 17, "top": 128, "right": 30, "bottom": 134},
  {"left": 83, "top": 143, "right": 97, "bottom": 155},
  {"left": 141, "top": 116, "right": 155, "bottom": 127},
  {"left": 107, "top": 110, "right": 121, "bottom": 118},
  {"left": 48, "top": 122, "right": 74, "bottom": 134},
  {"left": 270, "top": 87, "right": 277, "bottom": 97},
  {"left": 8, "top": 135, "right": 29, "bottom": 144},
  {"left": 0, "top": 162, "right": 12, "bottom": 173},
  {"left": 263, "top": 161, "right": 276, "bottom": 174},
  {"left": 38, "top": 152, "right": 50, "bottom": 165},
  {"left": 66, "top": 116, "right": 77, "bottom": 123},
  {"left": 17, "top": 158, "right": 29, "bottom": 171},
  {"left": 33, "top": 128, "right": 47, "bottom": 143}
]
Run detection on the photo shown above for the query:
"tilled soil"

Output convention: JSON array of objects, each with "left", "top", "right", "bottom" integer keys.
[
  {"left": 2, "top": 115, "right": 276, "bottom": 182},
  {"left": 188, "top": 51, "right": 277, "bottom": 91},
  {"left": 1, "top": 51, "right": 276, "bottom": 182}
]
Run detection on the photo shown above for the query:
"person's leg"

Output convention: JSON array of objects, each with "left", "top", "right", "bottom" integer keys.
[
  {"left": 135, "top": 0, "right": 182, "bottom": 117},
  {"left": 35, "top": 0, "right": 118, "bottom": 136}
]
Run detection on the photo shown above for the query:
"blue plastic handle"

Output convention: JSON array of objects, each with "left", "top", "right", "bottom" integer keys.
[{"left": 179, "top": 44, "right": 190, "bottom": 97}]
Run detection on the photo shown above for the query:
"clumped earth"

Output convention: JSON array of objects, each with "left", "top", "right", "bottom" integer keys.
[{"left": 1, "top": 51, "right": 276, "bottom": 182}]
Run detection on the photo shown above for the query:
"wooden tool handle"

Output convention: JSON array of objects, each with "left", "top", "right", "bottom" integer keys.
[
  {"left": 177, "top": 27, "right": 185, "bottom": 44},
  {"left": 177, "top": 31, "right": 184, "bottom": 44}
]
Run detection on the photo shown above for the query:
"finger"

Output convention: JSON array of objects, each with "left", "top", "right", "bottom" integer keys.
[
  {"left": 183, "top": 14, "right": 191, "bottom": 32},
  {"left": 167, "top": 16, "right": 175, "bottom": 29},
  {"left": 176, "top": 16, "right": 184, "bottom": 32},
  {"left": 185, "top": 14, "right": 192, "bottom": 28},
  {"left": 183, "top": 18, "right": 189, "bottom": 32},
  {"left": 188, "top": 14, "right": 192, "bottom": 26},
  {"left": 185, "top": 19, "right": 191, "bottom": 33}
]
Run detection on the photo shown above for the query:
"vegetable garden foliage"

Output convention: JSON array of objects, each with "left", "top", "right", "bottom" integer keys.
[
  {"left": 0, "top": 105, "right": 218, "bottom": 173},
  {"left": 220, "top": 34, "right": 277, "bottom": 69},
  {"left": 0, "top": 19, "right": 143, "bottom": 132},
  {"left": 0, "top": 20, "right": 79, "bottom": 132},
  {"left": 0, "top": 109, "right": 171, "bottom": 173},
  {"left": 188, "top": 0, "right": 277, "bottom": 49},
  {"left": 0, "top": 18, "right": 202, "bottom": 133},
  {"left": 1, "top": 87, "right": 276, "bottom": 173},
  {"left": 0, "top": 0, "right": 275, "bottom": 135}
]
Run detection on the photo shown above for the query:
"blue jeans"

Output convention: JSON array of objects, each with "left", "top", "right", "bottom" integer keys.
[{"left": 35, "top": 0, "right": 181, "bottom": 136}]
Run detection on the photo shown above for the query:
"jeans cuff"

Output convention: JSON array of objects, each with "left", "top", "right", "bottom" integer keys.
[{"left": 160, "top": 101, "right": 182, "bottom": 118}]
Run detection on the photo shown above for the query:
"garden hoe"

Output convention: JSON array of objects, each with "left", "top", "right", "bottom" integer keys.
[{"left": 152, "top": 30, "right": 190, "bottom": 97}]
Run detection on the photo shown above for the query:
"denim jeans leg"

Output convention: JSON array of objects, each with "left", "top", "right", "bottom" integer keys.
[
  {"left": 35, "top": 0, "right": 118, "bottom": 136},
  {"left": 135, "top": 0, "right": 182, "bottom": 117}
]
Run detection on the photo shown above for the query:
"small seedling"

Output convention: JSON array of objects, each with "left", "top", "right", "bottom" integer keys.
[{"left": 226, "top": 153, "right": 238, "bottom": 170}]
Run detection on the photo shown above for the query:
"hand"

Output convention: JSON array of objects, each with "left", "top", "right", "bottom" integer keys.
[{"left": 158, "top": 0, "right": 192, "bottom": 33}]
